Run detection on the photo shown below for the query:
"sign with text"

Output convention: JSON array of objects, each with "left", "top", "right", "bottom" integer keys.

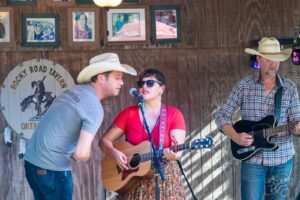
[{"left": 1, "top": 59, "right": 75, "bottom": 139}]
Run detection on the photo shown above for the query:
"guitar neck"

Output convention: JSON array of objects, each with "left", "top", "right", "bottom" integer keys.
[
  {"left": 140, "top": 143, "right": 190, "bottom": 162},
  {"left": 265, "top": 122, "right": 294, "bottom": 137}
]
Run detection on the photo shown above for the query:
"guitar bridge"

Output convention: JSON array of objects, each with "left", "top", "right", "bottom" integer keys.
[
  {"left": 116, "top": 164, "right": 139, "bottom": 181},
  {"left": 121, "top": 168, "right": 139, "bottom": 181}
]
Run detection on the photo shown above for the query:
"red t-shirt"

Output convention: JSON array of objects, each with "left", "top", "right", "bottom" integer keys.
[{"left": 113, "top": 105, "right": 186, "bottom": 148}]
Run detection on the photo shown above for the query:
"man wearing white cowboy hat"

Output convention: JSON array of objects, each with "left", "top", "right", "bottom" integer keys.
[
  {"left": 24, "top": 53, "right": 137, "bottom": 200},
  {"left": 216, "top": 37, "right": 300, "bottom": 199}
]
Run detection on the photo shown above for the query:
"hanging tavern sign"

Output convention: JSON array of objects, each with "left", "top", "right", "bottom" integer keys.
[{"left": 1, "top": 58, "right": 75, "bottom": 139}]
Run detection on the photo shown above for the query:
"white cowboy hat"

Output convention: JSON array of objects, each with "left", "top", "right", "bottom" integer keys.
[
  {"left": 245, "top": 37, "right": 292, "bottom": 62},
  {"left": 77, "top": 53, "right": 137, "bottom": 83}
]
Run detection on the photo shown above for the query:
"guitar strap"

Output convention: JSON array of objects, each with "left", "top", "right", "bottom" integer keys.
[
  {"left": 274, "top": 86, "right": 283, "bottom": 125},
  {"left": 159, "top": 105, "right": 198, "bottom": 200},
  {"left": 154, "top": 104, "right": 167, "bottom": 200},
  {"left": 159, "top": 104, "right": 167, "bottom": 151}
]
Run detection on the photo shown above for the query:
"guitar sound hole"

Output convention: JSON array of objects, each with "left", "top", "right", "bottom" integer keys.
[{"left": 129, "top": 153, "right": 141, "bottom": 169}]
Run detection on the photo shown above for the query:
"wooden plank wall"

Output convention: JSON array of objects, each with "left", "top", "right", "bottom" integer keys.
[{"left": 1, "top": 0, "right": 300, "bottom": 199}]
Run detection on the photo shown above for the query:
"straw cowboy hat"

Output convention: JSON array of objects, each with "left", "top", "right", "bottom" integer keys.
[
  {"left": 245, "top": 37, "right": 292, "bottom": 62},
  {"left": 77, "top": 53, "right": 137, "bottom": 83}
]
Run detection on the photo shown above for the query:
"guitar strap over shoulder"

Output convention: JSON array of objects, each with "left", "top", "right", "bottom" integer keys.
[
  {"left": 154, "top": 104, "right": 167, "bottom": 199},
  {"left": 158, "top": 104, "right": 167, "bottom": 151},
  {"left": 159, "top": 105, "right": 198, "bottom": 200},
  {"left": 274, "top": 86, "right": 283, "bottom": 124}
]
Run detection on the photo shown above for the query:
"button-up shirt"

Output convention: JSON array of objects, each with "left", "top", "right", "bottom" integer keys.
[{"left": 216, "top": 72, "right": 300, "bottom": 166}]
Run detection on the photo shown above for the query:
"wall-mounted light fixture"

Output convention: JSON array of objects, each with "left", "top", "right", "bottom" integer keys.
[
  {"left": 93, "top": 0, "right": 122, "bottom": 7},
  {"left": 292, "top": 48, "right": 300, "bottom": 65},
  {"left": 250, "top": 55, "right": 260, "bottom": 69}
]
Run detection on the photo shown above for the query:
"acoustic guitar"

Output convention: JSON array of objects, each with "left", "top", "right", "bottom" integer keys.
[
  {"left": 231, "top": 115, "right": 295, "bottom": 160},
  {"left": 101, "top": 137, "right": 213, "bottom": 194}
]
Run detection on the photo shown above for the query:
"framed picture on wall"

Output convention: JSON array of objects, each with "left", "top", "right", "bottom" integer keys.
[
  {"left": 21, "top": 13, "right": 60, "bottom": 48},
  {"left": 0, "top": 7, "right": 15, "bottom": 47},
  {"left": 150, "top": 5, "right": 181, "bottom": 44},
  {"left": 46, "top": 0, "right": 75, "bottom": 6},
  {"left": 6, "top": 0, "right": 37, "bottom": 5},
  {"left": 68, "top": 8, "right": 99, "bottom": 48},
  {"left": 106, "top": 7, "right": 147, "bottom": 43}
]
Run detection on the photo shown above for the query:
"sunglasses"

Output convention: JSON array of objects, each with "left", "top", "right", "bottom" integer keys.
[{"left": 137, "top": 80, "right": 162, "bottom": 88}]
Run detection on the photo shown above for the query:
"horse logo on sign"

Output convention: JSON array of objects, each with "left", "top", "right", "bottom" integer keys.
[{"left": 20, "top": 76, "right": 56, "bottom": 117}]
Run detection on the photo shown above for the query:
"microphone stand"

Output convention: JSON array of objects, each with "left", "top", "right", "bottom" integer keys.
[{"left": 138, "top": 101, "right": 165, "bottom": 200}]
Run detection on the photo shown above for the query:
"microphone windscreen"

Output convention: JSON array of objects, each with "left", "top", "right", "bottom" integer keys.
[{"left": 129, "top": 88, "right": 137, "bottom": 96}]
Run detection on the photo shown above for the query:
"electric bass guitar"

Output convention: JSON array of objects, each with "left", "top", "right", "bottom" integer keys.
[
  {"left": 231, "top": 115, "right": 295, "bottom": 160},
  {"left": 101, "top": 137, "right": 213, "bottom": 194}
]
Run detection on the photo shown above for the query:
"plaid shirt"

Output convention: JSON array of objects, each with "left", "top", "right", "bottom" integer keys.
[{"left": 216, "top": 72, "right": 300, "bottom": 166}]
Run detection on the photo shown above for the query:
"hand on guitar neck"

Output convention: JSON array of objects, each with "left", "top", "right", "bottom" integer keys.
[{"left": 164, "top": 135, "right": 181, "bottom": 161}]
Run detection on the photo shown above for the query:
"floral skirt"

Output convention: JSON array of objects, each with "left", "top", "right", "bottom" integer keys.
[{"left": 117, "top": 161, "right": 185, "bottom": 200}]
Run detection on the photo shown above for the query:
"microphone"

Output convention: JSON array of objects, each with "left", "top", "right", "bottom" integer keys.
[{"left": 129, "top": 88, "right": 144, "bottom": 104}]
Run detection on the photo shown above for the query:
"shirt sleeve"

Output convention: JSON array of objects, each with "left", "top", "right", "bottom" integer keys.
[
  {"left": 80, "top": 102, "right": 103, "bottom": 136},
  {"left": 113, "top": 107, "right": 131, "bottom": 131},
  {"left": 169, "top": 107, "right": 186, "bottom": 131},
  {"left": 215, "top": 82, "right": 243, "bottom": 130},
  {"left": 288, "top": 84, "right": 300, "bottom": 122}
]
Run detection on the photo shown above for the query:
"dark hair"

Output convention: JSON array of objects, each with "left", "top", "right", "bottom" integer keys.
[
  {"left": 139, "top": 68, "right": 165, "bottom": 85},
  {"left": 75, "top": 12, "right": 87, "bottom": 22},
  {"left": 90, "top": 71, "right": 111, "bottom": 83}
]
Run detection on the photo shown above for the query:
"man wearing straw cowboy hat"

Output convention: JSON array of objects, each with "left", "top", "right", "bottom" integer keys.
[
  {"left": 24, "top": 53, "right": 137, "bottom": 200},
  {"left": 216, "top": 37, "right": 300, "bottom": 199}
]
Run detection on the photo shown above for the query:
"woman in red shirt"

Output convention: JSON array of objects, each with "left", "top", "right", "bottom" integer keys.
[{"left": 100, "top": 68, "right": 186, "bottom": 199}]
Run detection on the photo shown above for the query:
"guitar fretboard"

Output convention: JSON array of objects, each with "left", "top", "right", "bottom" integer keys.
[
  {"left": 140, "top": 143, "right": 190, "bottom": 162},
  {"left": 265, "top": 122, "right": 295, "bottom": 137}
]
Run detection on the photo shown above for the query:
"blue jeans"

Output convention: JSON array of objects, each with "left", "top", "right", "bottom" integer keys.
[
  {"left": 24, "top": 161, "right": 72, "bottom": 200},
  {"left": 241, "top": 159, "right": 292, "bottom": 200},
  {"left": 297, "top": 193, "right": 300, "bottom": 200}
]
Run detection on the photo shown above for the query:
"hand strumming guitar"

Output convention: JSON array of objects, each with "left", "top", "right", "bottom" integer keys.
[
  {"left": 111, "top": 148, "right": 129, "bottom": 171},
  {"left": 99, "top": 125, "right": 130, "bottom": 171},
  {"left": 233, "top": 132, "right": 254, "bottom": 147},
  {"left": 222, "top": 124, "right": 254, "bottom": 147}
]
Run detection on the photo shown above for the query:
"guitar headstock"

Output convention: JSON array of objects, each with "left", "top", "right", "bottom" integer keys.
[{"left": 191, "top": 137, "right": 213, "bottom": 149}]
